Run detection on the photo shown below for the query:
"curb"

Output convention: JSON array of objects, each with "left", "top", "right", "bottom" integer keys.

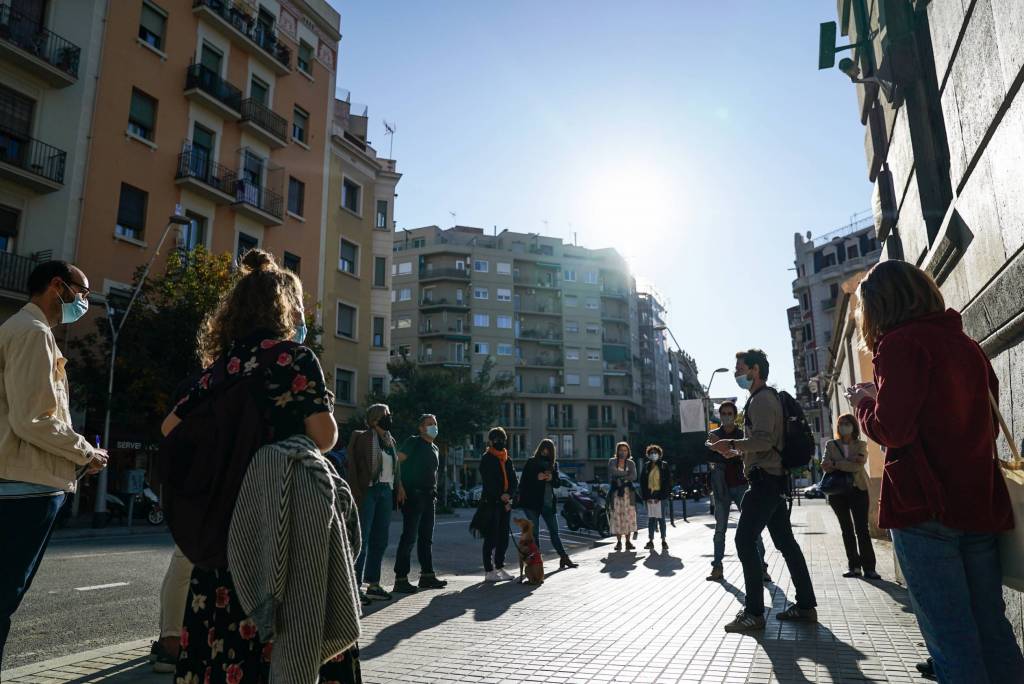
[
  {"left": 51, "top": 524, "right": 170, "bottom": 541},
  {"left": 0, "top": 638, "right": 154, "bottom": 679}
]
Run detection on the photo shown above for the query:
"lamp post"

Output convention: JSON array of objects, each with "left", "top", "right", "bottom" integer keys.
[{"left": 93, "top": 215, "right": 190, "bottom": 527}]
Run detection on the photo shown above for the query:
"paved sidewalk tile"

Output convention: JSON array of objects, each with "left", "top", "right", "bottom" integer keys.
[{"left": 1, "top": 501, "right": 928, "bottom": 683}]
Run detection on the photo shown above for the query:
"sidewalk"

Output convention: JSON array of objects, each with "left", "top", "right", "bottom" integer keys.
[{"left": 2, "top": 500, "right": 928, "bottom": 683}]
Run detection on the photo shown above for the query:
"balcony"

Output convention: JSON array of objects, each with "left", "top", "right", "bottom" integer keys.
[
  {"left": 604, "top": 387, "right": 632, "bottom": 397},
  {"left": 519, "top": 385, "right": 565, "bottom": 395},
  {"left": 515, "top": 302, "right": 562, "bottom": 317},
  {"left": 417, "top": 354, "right": 470, "bottom": 368},
  {"left": 602, "top": 361, "right": 632, "bottom": 375},
  {"left": 0, "top": 126, "right": 65, "bottom": 192},
  {"left": 184, "top": 64, "right": 242, "bottom": 119},
  {"left": 518, "top": 329, "right": 563, "bottom": 344},
  {"left": 239, "top": 98, "right": 288, "bottom": 149},
  {"left": 0, "top": 250, "right": 41, "bottom": 296},
  {"left": 0, "top": 3, "right": 80, "bottom": 87},
  {"left": 513, "top": 274, "right": 558, "bottom": 290},
  {"left": 418, "top": 325, "right": 469, "bottom": 341},
  {"left": 601, "top": 336, "right": 628, "bottom": 346},
  {"left": 547, "top": 418, "right": 576, "bottom": 429},
  {"left": 175, "top": 148, "right": 237, "bottom": 203},
  {"left": 192, "top": 0, "right": 291, "bottom": 75},
  {"left": 233, "top": 177, "right": 283, "bottom": 225},
  {"left": 600, "top": 286, "right": 628, "bottom": 300},
  {"left": 587, "top": 418, "right": 617, "bottom": 430},
  {"left": 821, "top": 297, "right": 837, "bottom": 311},
  {"left": 601, "top": 309, "right": 630, "bottom": 324},
  {"left": 518, "top": 356, "right": 563, "bottom": 369},
  {"left": 419, "top": 267, "right": 470, "bottom": 282},
  {"left": 419, "top": 297, "right": 469, "bottom": 312}
]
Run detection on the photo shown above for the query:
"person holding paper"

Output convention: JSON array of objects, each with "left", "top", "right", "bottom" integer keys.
[{"left": 639, "top": 445, "right": 672, "bottom": 550}]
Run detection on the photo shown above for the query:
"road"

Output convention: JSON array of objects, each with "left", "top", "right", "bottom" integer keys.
[{"left": 5, "top": 500, "right": 709, "bottom": 671}]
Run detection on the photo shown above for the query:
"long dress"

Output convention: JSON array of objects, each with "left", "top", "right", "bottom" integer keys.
[{"left": 607, "top": 457, "right": 638, "bottom": 536}]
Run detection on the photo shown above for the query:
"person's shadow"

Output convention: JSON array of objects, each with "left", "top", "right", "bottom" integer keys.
[
  {"left": 642, "top": 549, "right": 683, "bottom": 577},
  {"left": 599, "top": 551, "right": 640, "bottom": 578},
  {"left": 753, "top": 621, "right": 868, "bottom": 683}
]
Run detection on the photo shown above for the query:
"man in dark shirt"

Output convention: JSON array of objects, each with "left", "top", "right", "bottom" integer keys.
[
  {"left": 706, "top": 401, "right": 766, "bottom": 582},
  {"left": 392, "top": 414, "right": 446, "bottom": 593}
]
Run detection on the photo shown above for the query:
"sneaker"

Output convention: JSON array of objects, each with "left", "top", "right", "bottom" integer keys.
[
  {"left": 843, "top": 568, "right": 863, "bottom": 578},
  {"left": 644, "top": 540, "right": 655, "bottom": 550},
  {"left": 762, "top": 569, "right": 772, "bottom": 583},
  {"left": 149, "top": 641, "right": 177, "bottom": 673},
  {"left": 661, "top": 540, "right": 669, "bottom": 550},
  {"left": 495, "top": 567, "right": 514, "bottom": 581},
  {"left": 359, "top": 591, "right": 371, "bottom": 607},
  {"left": 418, "top": 575, "right": 448, "bottom": 589},
  {"left": 392, "top": 578, "right": 419, "bottom": 594},
  {"left": 863, "top": 570, "right": 881, "bottom": 580},
  {"left": 916, "top": 657, "right": 936, "bottom": 680},
  {"left": 724, "top": 610, "right": 766, "bottom": 633},
  {"left": 775, "top": 605, "right": 818, "bottom": 622},
  {"left": 706, "top": 565, "right": 724, "bottom": 581},
  {"left": 484, "top": 570, "right": 501, "bottom": 582},
  {"left": 365, "top": 584, "right": 392, "bottom": 601}
]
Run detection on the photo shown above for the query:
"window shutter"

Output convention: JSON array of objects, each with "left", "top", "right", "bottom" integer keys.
[
  {"left": 117, "top": 185, "right": 146, "bottom": 230},
  {"left": 130, "top": 90, "right": 156, "bottom": 129},
  {"left": 140, "top": 5, "right": 165, "bottom": 41}
]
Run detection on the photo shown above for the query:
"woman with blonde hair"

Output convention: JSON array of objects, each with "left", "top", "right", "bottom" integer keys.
[
  {"left": 821, "top": 414, "right": 878, "bottom": 580},
  {"left": 846, "top": 260, "right": 1022, "bottom": 683},
  {"left": 607, "top": 441, "right": 637, "bottom": 552}
]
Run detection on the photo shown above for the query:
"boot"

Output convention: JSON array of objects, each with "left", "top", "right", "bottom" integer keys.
[{"left": 559, "top": 554, "right": 578, "bottom": 569}]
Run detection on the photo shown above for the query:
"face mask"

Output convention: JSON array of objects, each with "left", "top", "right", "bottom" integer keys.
[
  {"left": 425, "top": 425, "right": 439, "bottom": 438},
  {"left": 838, "top": 424, "right": 854, "bottom": 437},
  {"left": 544, "top": 452, "right": 554, "bottom": 461},
  {"left": 735, "top": 373, "right": 753, "bottom": 391},
  {"left": 492, "top": 440, "right": 507, "bottom": 451},
  {"left": 377, "top": 415, "right": 392, "bottom": 431},
  {"left": 650, "top": 454, "right": 660, "bottom": 462},
  {"left": 617, "top": 451, "right": 627, "bottom": 459},
  {"left": 292, "top": 320, "right": 308, "bottom": 344},
  {"left": 60, "top": 283, "right": 89, "bottom": 324}
]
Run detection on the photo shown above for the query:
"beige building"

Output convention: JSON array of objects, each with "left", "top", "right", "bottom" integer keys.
[
  {"left": 391, "top": 226, "right": 643, "bottom": 484},
  {"left": 322, "top": 93, "right": 399, "bottom": 423}
]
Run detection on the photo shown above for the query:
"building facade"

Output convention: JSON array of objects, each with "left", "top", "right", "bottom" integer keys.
[
  {"left": 636, "top": 289, "right": 673, "bottom": 425},
  {"left": 323, "top": 93, "right": 399, "bottom": 423},
  {"left": 825, "top": 0, "right": 1024, "bottom": 637},
  {"left": 789, "top": 214, "right": 881, "bottom": 455},
  {"left": 668, "top": 348, "right": 701, "bottom": 426},
  {"left": 390, "top": 225, "right": 643, "bottom": 483}
]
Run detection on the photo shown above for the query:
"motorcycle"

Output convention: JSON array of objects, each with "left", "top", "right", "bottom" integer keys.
[
  {"left": 561, "top": 488, "right": 610, "bottom": 537},
  {"left": 106, "top": 483, "right": 164, "bottom": 525}
]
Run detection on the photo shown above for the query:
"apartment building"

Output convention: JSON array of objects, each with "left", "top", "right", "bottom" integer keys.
[
  {"left": 73, "top": 0, "right": 340, "bottom": 310},
  {"left": 391, "top": 226, "right": 643, "bottom": 483},
  {"left": 636, "top": 289, "right": 672, "bottom": 424},
  {"left": 668, "top": 348, "right": 701, "bottom": 427},
  {"left": 323, "top": 93, "right": 399, "bottom": 423},
  {"left": 789, "top": 214, "right": 880, "bottom": 455},
  {"left": 0, "top": 0, "right": 106, "bottom": 320}
]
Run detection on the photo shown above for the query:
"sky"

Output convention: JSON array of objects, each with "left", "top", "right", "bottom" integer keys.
[{"left": 327, "top": 1, "right": 872, "bottom": 398}]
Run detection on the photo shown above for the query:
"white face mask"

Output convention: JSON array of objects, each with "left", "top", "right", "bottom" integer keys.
[
  {"left": 650, "top": 454, "right": 660, "bottom": 462},
  {"left": 838, "top": 424, "right": 854, "bottom": 437}
]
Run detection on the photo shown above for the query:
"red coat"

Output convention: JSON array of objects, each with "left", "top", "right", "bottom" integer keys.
[{"left": 856, "top": 309, "right": 1013, "bottom": 533}]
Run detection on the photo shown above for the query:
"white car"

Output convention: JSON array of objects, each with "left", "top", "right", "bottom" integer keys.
[{"left": 553, "top": 475, "right": 586, "bottom": 500}]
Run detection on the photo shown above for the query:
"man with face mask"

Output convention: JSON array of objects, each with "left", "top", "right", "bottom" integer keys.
[
  {"left": 710, "top": 349, "right": 817, "bottom": 633},
  {"left": 0, "top": 261, "right": 108, "bottom": 666},
  {"left": 393, "top": 413, "right": 446, "bottom": 593}
]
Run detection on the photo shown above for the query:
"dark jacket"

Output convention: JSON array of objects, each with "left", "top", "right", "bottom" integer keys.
[
  {"left": 344, "top": 429, "right": 398, "bottom": 509},
  {"left": 479, "top": 450, "right": 518, "bottom": 505},
  {"left": 706, "top": 426, "right": 746, "bottom": 488},
  {"left": 639, "top": 460, "right": 672, "bottom": 500},
  {"left": 856, "top": 309, "right": 1012, "bottom": 532},
  {"left": 518, "top": 457, "right": 560, "bottom": 512}
]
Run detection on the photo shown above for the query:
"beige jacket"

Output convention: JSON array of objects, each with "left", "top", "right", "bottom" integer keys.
[
  {"left": 0, "top": 303, "right": 95, "bottom": 491},
  {"left": 736, "top": 387, "right": 784, "bottom": 476},
  {"left": 823, "top": 439, "right": 869, "bottom": 491}
]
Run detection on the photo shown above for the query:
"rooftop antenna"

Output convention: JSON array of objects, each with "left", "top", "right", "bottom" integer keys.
[
  {"left": 449, "top": 211, "right": 457, "bottom": 228},
  {"left": 542, "top": 219, "right": 549, "bottom": 234},
  {"left": 383, "top": 120, "right": 396, "bottom": 159},
  {"left": 569, "top": 222, "right": 576, "bottom": 246}
]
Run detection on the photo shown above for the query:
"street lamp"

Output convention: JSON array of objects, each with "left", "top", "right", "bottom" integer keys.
[{"left": 92, "top": 214, "right": 190, "bottom": 527}]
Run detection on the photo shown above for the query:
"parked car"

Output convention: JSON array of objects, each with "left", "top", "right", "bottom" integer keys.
[
  {"left": 553, "top": 475, "right": 586, "bottom": 500},
  {"left": 801, "top": 483, "right": 826, "bottom": 499}
]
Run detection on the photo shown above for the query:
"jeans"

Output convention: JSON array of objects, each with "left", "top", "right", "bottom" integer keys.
[
  {"left": 482, "top": 503, "right": 511, "bottom": 572},
  {"left": 159, "top": 545, "right": 193, "bottom": 639},
  {"left": 827, "top": 486, "right": 876, "bottom": 573},
  {"left": 0, "top": 493, "right": 65, "bottom": 667},
  {"left": 393, "top": 491, "right": 435, "bottom": 579},
  {"left": 646, "top": 499, "right": 668, "bottom": 540},
  {"left": 736, "top": 473, "right": 816, "bottom": 616},
  {"left": 892, "top": 521, "right": 1024, "bottom": 684},
  {"left": 523, "top": 505, "right": 567, "bottom": 557},
  {"left": 355, "top": 483, "right": 393, "bottom": 585},
  {"left": 713, "top": 484, "right": 765, "bottom": 567}
]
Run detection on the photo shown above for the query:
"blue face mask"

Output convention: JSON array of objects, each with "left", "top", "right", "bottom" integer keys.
[
  {"left": 292, "top": 320, "right": 307, "bottom": 344},
  {"left": 735, "top": 373, "right": 753, "bottom": 391},
  {"left": 425, "top": 425, "right": 439, "bottom": 438},
  {"left": 60, "top": 283, "right": 89, "bottom": 324}
]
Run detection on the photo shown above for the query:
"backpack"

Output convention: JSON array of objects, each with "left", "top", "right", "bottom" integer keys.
[{"left": 768, "top": 388, "right": 816, "bottom": 471}]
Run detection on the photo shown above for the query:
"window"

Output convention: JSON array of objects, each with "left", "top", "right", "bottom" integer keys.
[
  {"left": 587, "top": 348, "right": 601, "bottom": 361},
  {"left": 335, "top": 369, "right": 354, "bottom": 405},
  {"left": 585, "top": 323, "right": 600, "bottom": 335},
  {"left": 397, "top": 344, "right": 410, "bottom": 356},
  {"left": 390, "top": 290, "right": 396, "bottom": 303},
  {"left": 455, "top": 260, "right": 466, "bottom": 271},
  {"left": 564, "top": 295, "right": 578, "bottom": 308},
  {"left": 588, "top": 375, "right": 602, "bottom": 388},
  {"left": 200, "top": 42, "right": 222, "bottom": 73},
  {"left": 139, "top": 2, "right": 166, "bottom": 50},
  {"left": 473, "top": 313, "right": 490, "bottom": 327},
  {"left": 236, "top": 232, "right": 258, "bottom": 259},
  {"left": 398, "top": 288, "right": 411, "bottom": 301},
  {"left": 496, "top": 262, "right": 511, "bottom": 275},
  {"left": 396, "top": 316, "right": 411, "bottom": 329},
  {"left": 297, "top": 41, "right": 314, "bottom": 74},
  {"left": 848, "top": 245, "right": 860, "bottom": 259},
  {"left": 339, "top": 239, "right": 358, "bottom": 275},
  {"left": 336, "top": 302, "right": 357, "bottom": 339},
  {"left": 292, "top": 107, "right": 308, "bottom": 143},
  {"left": 496, "top": 288, "right": 512, "bottom": 302},
  {"left": 371, "top": 376, "right": 385, "bottom": 396},
  {"left": 473, "top": 259, "right": 489, "bottom": 273},
  {"left": 288, "top": 177, "right": 305, "bottom": 216},
  {"left": 497, "top": 343, "right": 513, "bottom": 356},
  {"left": 373, "top": 257, "right": 387, "bottom": 287},
  {"left": 283, "top": 251, "right": 300, "bottom": 274},
  {"left": 397, "top": 261, "right": 412, "bottom": 275},
  {"left": 181, "top": 211, "right": 206, "bottom": 251},
  {"left": 116, "top": 183, "right": 147, "bottom": 240},
  {"left": 376, "top": 200, "right": 388, "bottom": 230},
  {"left": 128, "top": 88, "right": 157, "bottom": 141},
  {"left": 566, "top": 348, "right": 580, "bottom": 361},
  {"left": 475, "top": 342, "right": 490, "bottom": 355},
  {"left": 802, "top": 293, "right": 810, "bottom": 310},
  {"left": 0, "top": 205, "right": 20, "bottom": 252},
  {"left": 547, "top": 404, "right": 558, "bottom": 426},
  {"left": 584, "top": 271, "right": 598, "bottom": 284},
  {"left": 496, "top": 315, "right": 512, "bottom": 329},
  {"left": 250, "top": 76, "right": 269, "bottom": 106},
  {"left": 372, "top": 317, "right": 385, "bottom": 348},
  {"left": 562, "top": 434, "right": 574, "bottom": 457},
  {"left": 563, "top": 269, "right": 576, "bottom": 282},
  {"left": 473, "top": 287, "right": 488, "bottom": 300},
  {"left": 584, "top": 298, "right": 599, "bottom": 310},
  {"left": 566, "top": 321, "right": 579, "bottom": 334},
  {"left": 455, "top": 288, "right": 464, "bottom": 304},
  {"left": 566, "top": 373, "right": 580, "bottom": 385},
  {"left": 342, "top": 178, "right": 361, "bottom": 213},
  {"left": 829, "top": 283, "right": 840, "bottom": 299},
  {"left": 190, "top": 123, "right": 215, "bottom": 175}
]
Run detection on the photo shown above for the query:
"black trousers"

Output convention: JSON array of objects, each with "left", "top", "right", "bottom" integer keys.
[
  {"left": 393, "top": 491, "right": 436, "bottom": 579},
  {"left": 482, "top": 503, "right": 511, "bottom": 572},
  {"left": 828, "top": 486, "right": 876, "bottom": 573}
]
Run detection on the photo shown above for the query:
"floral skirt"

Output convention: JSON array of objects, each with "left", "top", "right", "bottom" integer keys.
[
  {"left": 609, "top": 489, "right": 637, "bottom": 536},
  {"left": 176, "top": 567, "right": 361, "bottom": 684}
]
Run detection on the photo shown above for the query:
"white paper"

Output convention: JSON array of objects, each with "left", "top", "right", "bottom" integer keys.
[
  {"left": 679, "top": 399, "right": 706, "bottom": 433},
  {"left": 646, "top": 500, "right": 663, "bottom": 519}
]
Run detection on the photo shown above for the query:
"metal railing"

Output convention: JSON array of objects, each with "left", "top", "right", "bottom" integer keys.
[
  {"left": 513, "top": 274, "right": 558, "bottom": 288},
  {"left": 175, "top": 147, "right": 237, "bottom": 196},
  {"left": 521, "top": 386, "right": 564, "bottom": 395},
  {"left": 518, "top": 329, "right": 562, "bottom": 341},
  {"left": 417, "top": 354, "right": 469, "bottom": 365},
  {"left": 234, "top": 177, "right": 283, "bottom": 219},
  {"left": 0, "top": 125, "right": 66, "bottom": 184},
  {"left": 185, "top": 63, "right": 242, "bottom": 112},
  {"left": 192, "top": 0, "right": 290, "bottom": 69},
  {"left": 239, "top": 97, "right": 287, "bottom": 140},
  {"left": 587, "top": 419, "right": 617, "bottom": 429},
  {"left": 0, "top": 2, "right": 81, "bottom": 78},
  {"left": 0, "top": 250, "right": 40, "bottom": 293},
  {"left": 516, "top": 303, "right": 562, "bottom": 315},
  {"left": 520, "top": 356, "right": 563, "bottom": 367},
  {"left": 420, "top": 267, "right": 470, "bottom": 280}
]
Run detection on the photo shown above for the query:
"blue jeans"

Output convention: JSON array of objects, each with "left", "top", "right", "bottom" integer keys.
[
  {"left": 524, "top": 505, "right": 567, "bottom": 556},
  {"left": 0, "top": 493, "right": 65, "bottom": 667},
  {"left": 355, "top": 483, "right": 392, "bottom": 585},
  {"left": 892, "top": 521, "right": 1024, "bottom": 684},
  {"left": 713, "top": 484, "right": 765, "bottom": 567}
]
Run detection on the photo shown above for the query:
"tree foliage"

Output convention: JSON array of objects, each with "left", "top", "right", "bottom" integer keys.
[{"left": 633, "top": 421, "right": 711, "bottom": 483}]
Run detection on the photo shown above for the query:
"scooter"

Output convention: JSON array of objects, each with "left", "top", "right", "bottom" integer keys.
[
  {"left": 561, "top": 489, "right": 610, "bottom": 537},
  {"left": 106, "top": 483, "right": 163, "bottom": 525}
]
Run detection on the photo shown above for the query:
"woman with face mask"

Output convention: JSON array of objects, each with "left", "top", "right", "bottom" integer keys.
[
  {"left": 479, "top": 427, "right": 519, "bottom": 581},
  {"left": 607, "top": 442, "right": 638, "bottom": 551},
  {"left": 821, "top": 414, "right": 879, "bottom": 580},
  {"left": 518, "top": 439, "right": 578, "bottom": 570},
  {"left": 639, "top": 445, "right": 672, "bottom": 550}
]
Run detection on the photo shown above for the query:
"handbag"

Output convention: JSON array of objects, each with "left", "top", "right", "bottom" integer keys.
[
  {"left": 991, "top": 393, "right": 1024, "bottom": 591},
  {"left": 818, "top": 441, "right": 854, "bottom": 496}
]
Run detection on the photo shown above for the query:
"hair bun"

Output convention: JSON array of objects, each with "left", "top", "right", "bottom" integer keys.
[{"left": 240, "top": 248, "right": 275, "bottom": 273}]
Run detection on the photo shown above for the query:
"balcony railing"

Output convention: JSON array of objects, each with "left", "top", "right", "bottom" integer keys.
[
  {"left": 516, "top": 303, "right": 562, "bottom": 316},
  {"left": 0, "top": 125, "right": 66, "bottom": 185},
  {"left": 518, "top": 329, "right": 562, "bottom": 341},
  {"left": 175, "top": 148, "right": 237, "bottom": 196},
  {"left": 420, "top": 267, "right": 470, "bottom": 281},
  {"left": 417, "top": 354, "right": 469, "bottom": 366},
  {"left": 587, "top": 418, "right": 618, "bottom": 429},
  {"left": 513, "top": 274, "right": 558, "bottom": 288},
  {"left": 185, "top": 63, "right": 242, "bottom": 112},
  {"left": 519, "top": 356, "right": 563, "bottom": 368},
  {"left": 239, "top": 98, "right": 287, "bottom": 141},
  {"left": 0, "top": 2, "right": 81, "bottom": 78},
  {"left": 192, "top": 0, "right": 290, "bottom": 70},
  {"left": 520, "top": 386, "right": 565, "bottom": 395},
  {"left": 0, "top": 250, "right": 41, "bottom": 294},
  {"left": 234, "top": 177, "right": 283, "bottom": 219}
]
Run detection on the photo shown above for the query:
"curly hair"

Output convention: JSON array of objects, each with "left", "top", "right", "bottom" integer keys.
[{"left": 197, "top": 249, "right": 303, "bottom": 366}]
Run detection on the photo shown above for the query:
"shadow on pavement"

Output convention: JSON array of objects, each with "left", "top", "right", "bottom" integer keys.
[
  {"left": 754, "top": 623, "right": 868, "bottom": 683},
  {"left": 642, "top": 550, "right": 683, "bottom": 577},
  {"left": 865, "top": 577, "right": 915, "bottom": 613},
  {"left": 599, "top": 551, "right": 640, "bottom": 578}
]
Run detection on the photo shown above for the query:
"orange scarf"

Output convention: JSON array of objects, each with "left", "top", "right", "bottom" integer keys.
[{"left": 488, "top": 447, "right": 509, "bottom": 492}]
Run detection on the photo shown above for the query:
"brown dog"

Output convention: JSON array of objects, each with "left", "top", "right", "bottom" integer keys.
[{"left": 513, "top": 517, "right": 545, "bottom": 585}]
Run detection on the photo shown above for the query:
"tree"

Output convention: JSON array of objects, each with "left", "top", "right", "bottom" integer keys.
[{"left": 633, "top": 421, "right": 710, "bottom": 485}]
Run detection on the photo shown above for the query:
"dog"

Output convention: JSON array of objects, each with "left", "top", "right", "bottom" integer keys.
[{"left": 512, "top": 517, "right": 545, "bottom": 585}]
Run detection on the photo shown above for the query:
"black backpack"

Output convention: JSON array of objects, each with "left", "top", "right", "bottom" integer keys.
[{"left": 768, "top": 388, "right": 816, "bottom": 471}]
